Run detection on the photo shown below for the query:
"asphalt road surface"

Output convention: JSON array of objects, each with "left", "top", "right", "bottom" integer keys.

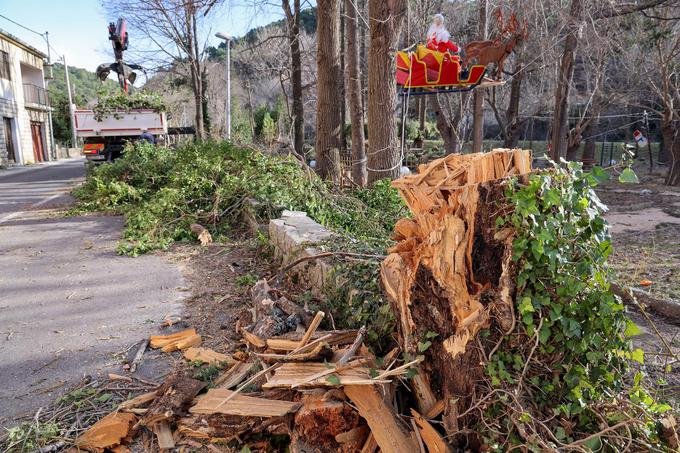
[{"left": 0, "top": 159, "right": 185, "bottom": 428}]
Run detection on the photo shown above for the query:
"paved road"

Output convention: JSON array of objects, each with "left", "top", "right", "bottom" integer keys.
[{"left": 0, "top": 159, "right": 185, "bottom": 428}]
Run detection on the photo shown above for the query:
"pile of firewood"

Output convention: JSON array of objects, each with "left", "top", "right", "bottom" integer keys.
[{"left": 74, "top": 149, "right": 533, "bottom": 452}]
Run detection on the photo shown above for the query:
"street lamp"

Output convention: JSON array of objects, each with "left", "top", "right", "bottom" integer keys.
[{"left": 215, "top": 32, "right": 232, "bottom": 141}]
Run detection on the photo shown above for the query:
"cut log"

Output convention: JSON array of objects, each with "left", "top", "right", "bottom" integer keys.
[
  {"left": 344, "top": 385, "right": 417, "bottom": 453},
  {"left": 183, "top": 347, "right": 234, "bottom": 365},
  {"left": 241, "top": 328, "right": 267, "bottom": 348},
  {"left": 75, "top": 412, "right": 137, "bottom": 452},
  {"left": 266, "top": 329, "right": 359, "bottom": 351},
  {"left": 190, "top": 223, "right": 213, "bottom": 246},
  {"left": 291, "top": 389, "right": 364, "bottom": 451},
  {"left": 190, "top": 389, "right": 301, "bottom": 417},
  {"left": 140, "top": 373, "right": 205, "bottom": 427},
  {"left": 150, "top": 328, "right": 201, "bottom": 352},
  {"left": 263, "top": 362, "right": 388, "bottom": 389},
  {"left": 410, "top": 409, "right": 453, "bottom": 453}
]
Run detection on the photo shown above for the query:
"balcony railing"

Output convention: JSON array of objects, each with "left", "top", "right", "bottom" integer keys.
[{"left": 23, "top": 83, "right": 48, "bottom": 106}]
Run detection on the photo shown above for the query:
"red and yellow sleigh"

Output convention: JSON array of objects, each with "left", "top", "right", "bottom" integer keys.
[{"left": 396, "top": 45, "right": 487, "bottom": 94}]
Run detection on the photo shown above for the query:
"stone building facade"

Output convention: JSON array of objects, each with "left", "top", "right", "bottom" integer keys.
[{"left": 0, "top": 29, "right": 53, "bottom": 165}]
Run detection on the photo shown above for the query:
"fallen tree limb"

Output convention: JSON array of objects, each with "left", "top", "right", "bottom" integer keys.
[
  {"left": 129, "top": 339, "right": 149, "bottom": 373},
  {"left": 612, "top": 283, "right": 680, "bottom": 322}
]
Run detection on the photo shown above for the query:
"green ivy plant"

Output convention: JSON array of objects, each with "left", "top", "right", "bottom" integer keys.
[
  {"left": 92, "top": 86, "right": 167, "bottom": 121},
  {"left": 480, "top": 161, "right": 673, "bottom": 451}
]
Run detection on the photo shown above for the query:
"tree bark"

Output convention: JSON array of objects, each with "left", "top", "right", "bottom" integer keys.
[
  {"left": 283, "top": 0, "right": 305, "bottom": 155},
  {"left": 662, "top": 121, "right": 680, "bottom": 186},
  {"left": 345, "top": 0, "right": 367, "bottom": 186},
  {"left": 550, "top": 0, "right": 583, "bottom": 160},
  {"left": 581, "top": 114, "right": 599, "bottom": 165},
  {"left": 185, "top": 3, "right": 204, "bottom": 139},
  {"left": 367, "top": 0, "right": 407, "bottom": 183},
  {"left": 431, "top": 95, "right": 463, "bottom": 155},
  {"left": 472, "top": 0, "right": 488, "bottom": 153},
  {"left": 316, "top": 0, "right": 343, "bottom": 182},
  {"left": 502, "top": 64, "right": 523, "bottom": 148}
]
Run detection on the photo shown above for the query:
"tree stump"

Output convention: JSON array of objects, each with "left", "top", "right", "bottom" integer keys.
[{"left": 381, "top": 149, "right": 531, "bottom": 442}]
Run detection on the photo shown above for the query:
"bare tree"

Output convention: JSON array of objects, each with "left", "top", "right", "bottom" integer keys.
[
  {"left": 282, "top": 0, "right": 305, "bottom": 155},
  {"left": 316, "top": 0, "right": 343, "bottom": 181},
  {"left": 104, "top": 0, "right": 217, "bottom": 139},
  {"left": 345, "top": 0, "right": 367, "bottom": 185},
  {"left": 367, "top": 0, "right": 407, "bottom": 183},
  {"left": 472, "top": 0, "right": 488, "bottom": 153}
]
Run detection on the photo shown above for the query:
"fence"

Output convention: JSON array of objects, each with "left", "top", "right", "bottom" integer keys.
[{"left": 23, "top": 83, "right": 48, "bottom": 106}]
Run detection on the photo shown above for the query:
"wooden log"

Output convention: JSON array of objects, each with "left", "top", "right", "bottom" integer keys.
[
  {"left": 344, "top": 385, "right": 417, "bottom": 453},
  {"left": 190, "top": 389, "right": 300, "bottom": 417},
  {"left": 411, "top": 409, "right": 453, "bottom": 453}
]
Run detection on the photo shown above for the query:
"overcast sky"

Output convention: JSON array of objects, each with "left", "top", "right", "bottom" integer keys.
[{"left": 0, "top": 0, "right": 282, "bottom": 72}]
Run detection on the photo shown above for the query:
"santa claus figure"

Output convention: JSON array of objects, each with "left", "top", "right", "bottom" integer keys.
[{"left": 426, "top": 14, "right": 460, "bottom": 54}]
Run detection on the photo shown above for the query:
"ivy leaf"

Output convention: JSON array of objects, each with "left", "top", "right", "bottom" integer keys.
[
  {"left": 542, "top": 188, "right": 561, "bottom": 208},
  {"left": 624, "top": 320, "right": 642, "bottom": 337},
  {"left": 404, "top": 368, "right": 418, "bottom": 379},
  {"left": 326, "top": 375, "right": 341, "bottom": 385},
  {"left": 240, "top": 447, "right": 252, "bottom": 453},
  {"left": 418, "top": 341, "right": 432, "bottom": 352},
  {"left": 590, "top": 166, "right": 610, "bottom": 184},
  {"left": 631, "top": 348, "right": 645, "bottom": 364},
  {"left": 582, "top": 435, "right": 602, "bottom": 451},
  {"left": 425, "top": 331, "right": 439, "bottom": 339},
  {"left": 618, "top": 168, "right": 639, "bottom": 184}
]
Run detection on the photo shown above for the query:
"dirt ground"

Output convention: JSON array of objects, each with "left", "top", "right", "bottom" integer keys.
[{"left": 598, "top": 172, "right": 680, "bottom": 405}]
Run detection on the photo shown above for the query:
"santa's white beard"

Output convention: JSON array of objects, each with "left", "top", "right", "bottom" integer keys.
[{"left": 427, "top": 24, "right": 451, "bottom": 43}]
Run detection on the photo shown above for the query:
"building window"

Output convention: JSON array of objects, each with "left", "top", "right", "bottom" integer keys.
[{"left": 0, "top": 51, "right": 10, "bottom": 80}]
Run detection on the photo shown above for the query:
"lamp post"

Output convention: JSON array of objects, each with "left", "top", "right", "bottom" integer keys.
[{"left": 215, "top": 32, "right": 232, "bottom": 141}]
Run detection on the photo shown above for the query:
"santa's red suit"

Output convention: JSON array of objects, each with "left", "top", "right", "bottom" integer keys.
[{"left": 426, "top": 14, "right": 460, "bottom": 54}]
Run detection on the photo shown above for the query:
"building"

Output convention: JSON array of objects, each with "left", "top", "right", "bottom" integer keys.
[{"left": 0, "top": 29, "right": 53, "bottom": 165}]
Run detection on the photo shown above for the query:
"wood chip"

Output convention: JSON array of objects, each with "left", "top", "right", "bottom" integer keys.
[
  {"left": 298, "top": 310, "right": 325, "bottom": 347},
  {"left": 183, "top": 347, "right": 233, "bottom": 365},
  {"left": 152, "top": 420, "right": 175, "bottom": 450},
  {"left": 150, "top": 329, "right": 197, "bottom": 349},
  {"left": 214, "top": 361, "right": 255, "bottom": 388},
  {"left": 108, "top": 373, "right": 132, "bottom": 383},
  {"left": 190, "top": 389, "right": 300, "bottom": 417},
  {"left": 162, "top": 334, "right": 201, "bottom": 352},
  {"left": 118, "top": 391, "right": 157, "bottom": 411},
  {"left": 335, "top": 425, "right": 370, "bottom": 444},
  {"left": 344, "top": 385, "right": 417, "bottom": 453},
  {"left": 75, "top": 412, "right": 137, "bottom": 452},
  {"left": 411, "top": 409, "right": 452, "bottom": 453},
  {"left": 241, "top": 328, "right": 267, "bottom": 348},
  {"left": 265, "top": 329, "right": 358, "bottom": 352}
]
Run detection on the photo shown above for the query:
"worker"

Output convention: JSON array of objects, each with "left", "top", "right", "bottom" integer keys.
[
  {"left": 426, "top": 14, "right": 460, "bottom": 54},
  {"left": 140, "top": 131, "right": 156, "bottom": 144}
]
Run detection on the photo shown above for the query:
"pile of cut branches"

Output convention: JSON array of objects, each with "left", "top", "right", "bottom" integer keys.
[{"left": 92, "top": 87, "right": 167, "bottom": 121}]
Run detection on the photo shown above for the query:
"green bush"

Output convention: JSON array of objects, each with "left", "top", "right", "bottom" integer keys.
[{"left": 73, "top": 141, "right": 406, "bottom": 256}]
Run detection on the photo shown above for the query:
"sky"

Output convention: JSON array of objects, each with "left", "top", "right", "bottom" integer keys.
[{"left": 0, "top": 0, "right": 283, "bottom": 72}]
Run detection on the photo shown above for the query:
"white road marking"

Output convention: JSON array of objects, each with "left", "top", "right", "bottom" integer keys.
[{"left": 0, "top": 192, "right": 65, "bottom": 225}]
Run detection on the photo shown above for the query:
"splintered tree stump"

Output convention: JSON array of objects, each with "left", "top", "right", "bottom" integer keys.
[{"left": 382, "top": 149, "right": 531, "bottom": 443}]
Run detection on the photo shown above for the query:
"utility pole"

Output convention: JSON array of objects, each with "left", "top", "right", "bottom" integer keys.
[
  {"left": 44, "top": 31, "right": 57, "bottom": 160},
  {"left": 215, "top": 32, "right": 231, "bottom": 140},
  {"left": 62, "top": 56, "right": 77, "bottom": 148}
]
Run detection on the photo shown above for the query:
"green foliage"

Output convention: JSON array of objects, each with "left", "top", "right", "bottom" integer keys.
[
  {"left": 4, "top": 421, "right": 61, "bottom": 452},
  {"left": 194, "top": 363, "right": 224, "bottom": 382},
  {"left": 235, "top": 273, "right": 258, "bottom": 287},
  {"left": 480, "top": 161, "right": 672, "bottom": 450},
  {"left": 73, "top": 141, "right": 405, "bottom": 257},
  {"left": 92, "top": 86, "right": 167, "bottom": 121},
  {"left": 261, "top": 112, "right": 277, "bottom": 146}
]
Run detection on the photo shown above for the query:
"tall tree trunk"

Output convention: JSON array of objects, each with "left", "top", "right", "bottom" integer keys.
[
  {"left": 581, "top": 113, "right": 599, "bottom": 166},
  {"left": 662, "top": 120, "right": 680, "bottom": 185},
  {"left": 283, "top": 0, "right": 304, "bottom": 155},
  {"left": 431, "top": 95, "right": 463, "bottom": 154},
  {"left": 550, "top": 0, "right": 583, "bottom": 160},
  {"left": 367, "top": 0, "right": 407, "bottom": 183},
  {"left": 472, "top": 0, "right": 488, "bottom": 153},
  {"left": 185, "top": 4, "right": 204, "bottom": 139},
  {"left": 316, "top": 0, "right": 343, "bottom": 181},
  {"left": 502, "top": 64, "right": 523, "bottom": 148},
  {"left": 413, "top": 98, "right": 425, "bottom": 149},
  {"left": 345, "top": 0, "right": 367, "bottom": 186}
]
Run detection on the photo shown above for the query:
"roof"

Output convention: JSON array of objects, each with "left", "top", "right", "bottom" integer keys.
[{"left": 0, "top": 29, "right": 48, "bottom": 59}]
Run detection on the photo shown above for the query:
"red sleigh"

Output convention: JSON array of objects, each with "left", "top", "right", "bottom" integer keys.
[{"left": 396, "top": 45, "right": 487, "bottom": 95}]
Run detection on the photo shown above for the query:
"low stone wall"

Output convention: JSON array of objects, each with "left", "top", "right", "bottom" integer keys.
[
  {"left": 269, "top": 210, "right": 335, "bottom": 295},
  {"left": 56, "top": 147, "right": 81, "bottom": 159}
]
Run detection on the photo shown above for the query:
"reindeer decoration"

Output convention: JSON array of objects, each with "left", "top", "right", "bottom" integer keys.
[{"left": 464, "top": 10, "right": 528, "bottom": 81}]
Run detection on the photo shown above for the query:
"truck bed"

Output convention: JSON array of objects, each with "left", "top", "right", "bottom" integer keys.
[{"left": 74, "top": 109, "right": 167, "bottom": 138}]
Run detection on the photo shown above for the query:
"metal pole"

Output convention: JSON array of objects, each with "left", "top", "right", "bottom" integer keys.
[
  {"left": 63, "top": 56, "right": 77, "bottom": 148},
  {"left": 226, "top": 38, "right": 231, "bottom": 141},
  {"left": 44, "top": 31, "right": 56, "bottom": 160}
]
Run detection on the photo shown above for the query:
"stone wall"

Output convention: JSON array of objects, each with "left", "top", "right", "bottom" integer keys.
[{"left": 268, "top": 210, "right": 335, "bottom": 295}]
